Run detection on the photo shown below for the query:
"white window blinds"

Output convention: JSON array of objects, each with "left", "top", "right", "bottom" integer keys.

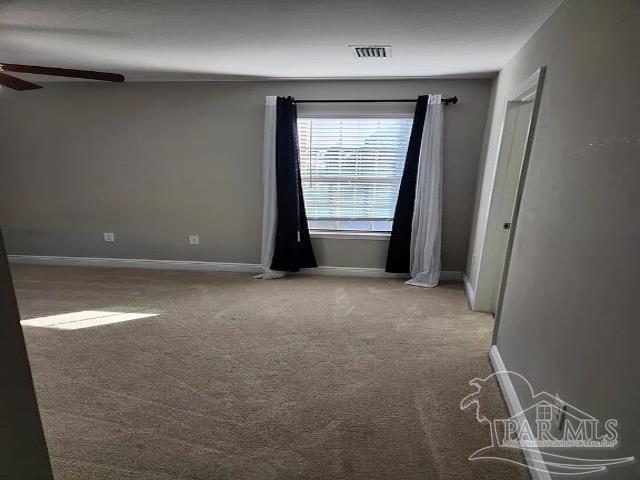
[{"left": 297, "top": 117, "right": 412, "bottom": 230}]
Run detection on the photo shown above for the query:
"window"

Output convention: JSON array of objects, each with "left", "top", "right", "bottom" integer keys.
[{"left": 298, "top": 117, "right": 412, "bottom": 232}]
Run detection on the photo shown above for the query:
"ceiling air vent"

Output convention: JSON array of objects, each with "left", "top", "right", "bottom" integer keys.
[{"left": 350, "top": 45, "right": 391, "bottom": 58}]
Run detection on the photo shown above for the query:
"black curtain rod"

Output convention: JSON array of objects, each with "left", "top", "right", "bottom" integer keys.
[{"left": 292, "top": 96, "right": 458, "bottom": 105}]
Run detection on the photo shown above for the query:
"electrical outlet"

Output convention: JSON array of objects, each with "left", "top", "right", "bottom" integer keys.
[
  {"left": 553, "top": 394, "right": 567, "bottom": 431},
  {"left": 188, "top": 235, "right": 200, "bottom": 245},
  {"left": 103, "top": 232, "right": 115, "bottom": 242}
]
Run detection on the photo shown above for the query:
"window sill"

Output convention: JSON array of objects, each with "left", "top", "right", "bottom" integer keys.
[{"left": 310, "top": 230, "right": 391, "bottom": 241}]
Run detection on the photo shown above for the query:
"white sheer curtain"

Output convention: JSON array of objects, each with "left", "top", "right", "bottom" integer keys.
[
  {"left": 254, "top": 96, "right": 286, "bottom": 279},
  {"left": 406, "top": 94, "right": 443, "bottom": 288}
]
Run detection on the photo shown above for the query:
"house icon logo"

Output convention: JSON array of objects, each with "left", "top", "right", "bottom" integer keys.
[{"left": 460, "top": 371, "right": 635, "bottom": 476}]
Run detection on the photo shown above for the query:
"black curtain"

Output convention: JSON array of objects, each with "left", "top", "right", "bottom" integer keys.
[
  {"left": 270, "top": 96, "right": 317, "bottom": 272},
  {"left": 385, "top": 95, "right": 429, "bottom": 273}
]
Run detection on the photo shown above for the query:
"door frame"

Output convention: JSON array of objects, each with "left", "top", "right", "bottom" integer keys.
[
  {"left": 491, "top": 67, "right": 546, "bottom": 345},
  {"left": 0, "top": 229, "right": 54, "bottom": 478}
]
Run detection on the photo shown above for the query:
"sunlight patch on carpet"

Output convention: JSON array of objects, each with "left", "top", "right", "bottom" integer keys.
[{"left": 21, "top": 310, "right": 158, "bottom": 330}]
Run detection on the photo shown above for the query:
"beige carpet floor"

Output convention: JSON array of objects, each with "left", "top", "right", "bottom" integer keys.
[{"left": 12, "top": 264, "right": 529, "bottom": 480}]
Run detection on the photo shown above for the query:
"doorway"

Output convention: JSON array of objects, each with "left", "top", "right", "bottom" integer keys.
[{"left": 474, "top": 68, "right": 545, "bottom": 316}]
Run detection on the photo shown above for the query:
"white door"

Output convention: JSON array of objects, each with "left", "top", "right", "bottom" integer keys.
[{"left": 491, "top": 100, "right": 535, "bottom": 312}]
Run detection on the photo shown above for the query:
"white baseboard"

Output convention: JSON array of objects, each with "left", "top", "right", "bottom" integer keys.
[
  {"left": 302, "top": 265, "right": 408, "bottom": 278},
  {"left": 489, "top": 345, "right": 551, "bottom": 480},
  {"left": 305, "top": 266, "right": 462, "bottom": 281},
  {"left": 440, "top": 270, "right": 464, "bottom": 282},
  {"left": 8, "top": 255, "right": 262, "bottom": 273},
  {"left": 463, "top": 274, "right": 476, "bottom": 309},
  {"left": 8, "top": 255, "right": 463, "bottom": 282}
]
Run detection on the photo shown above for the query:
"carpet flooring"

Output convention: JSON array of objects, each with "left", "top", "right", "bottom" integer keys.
[{"left": 12, "top": 264, "right": 529, "bottom": 480}]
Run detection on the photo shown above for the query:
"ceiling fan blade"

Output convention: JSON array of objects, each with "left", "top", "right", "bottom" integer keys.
[
  {"left": 0, "top": 72, "right": 42, "bottom": 90},
  {"left": 1, "top": 64, "right": 124, "bottom": 82}
]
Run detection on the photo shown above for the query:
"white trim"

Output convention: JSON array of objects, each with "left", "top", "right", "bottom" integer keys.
[
  {"left": 8, "top": 255, "right": 462, "bottom": 282},
  {"left": 489, "top": 345, "right": 551, "bottom": 480},
  {"left": 310, "top": 230, "right": 390, "bottom": 241},
  {"left": 301, "top": 267, "right": 461, "bottom": 281},
  {"left": 8, "top": 255, "right": 262, "bottom": 273},
  {"left": 302, "top": 267, "right": 461, "bottom": 280},
  {"left": 463, "top": 274, "right": 476, "bottom": 309},
  {"left": 438, "top": 270, "right": 463, "bottom": 282},
  {"left": 301, "top": 266, "right": 407, "bottom": 278},
  {"left": 508, "top": 70, "right": 543, "bottom": 102}
]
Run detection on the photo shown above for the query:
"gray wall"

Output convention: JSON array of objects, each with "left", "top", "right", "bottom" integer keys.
[
  {"left": 0, "top": 79, "right": 491, "bottom": 271},
  {"left": 469, "top": 1, "right": 639, "bottom": 476}
]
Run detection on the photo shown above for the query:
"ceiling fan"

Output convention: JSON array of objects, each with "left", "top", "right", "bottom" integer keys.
[{"left": 0, "top": 63, "right": 124, "bottom": 90}]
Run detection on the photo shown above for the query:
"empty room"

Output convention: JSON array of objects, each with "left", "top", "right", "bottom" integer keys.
[{"left": 1, "top": 1, "right": 638, "bottom": 479}]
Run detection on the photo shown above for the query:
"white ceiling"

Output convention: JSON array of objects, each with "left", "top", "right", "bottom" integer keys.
[{"left": 0, "top": 0, "right": 563, "bottom": 81}]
